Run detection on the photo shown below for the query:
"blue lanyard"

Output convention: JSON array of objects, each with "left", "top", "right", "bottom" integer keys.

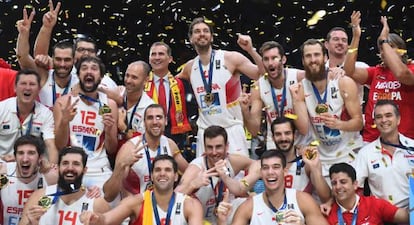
[
  {"left": 152, "top": 191, "right": 176, "bottom": 225},
  {"left": 79, "top": 93, "right": 102, "bottom": 107},
  {"left": 288, "top": 155, "right": 304, "bottom": 176},
  {"left": 310, "top": 69, "right": 329, "bottom": 104},
  {"left": 204, "top": 157, "right": 225, "bottom": 208},
  {"left": 143, "top": 134, "right": 161, "bottom": 180},
  {"left": 52, "top": 73, "right": 71, "bottom": 105},
  {"left": 269, "top": 69, "right": 287, "bottom": 116},
  {"left": 49, "top": 186, "right": 82, "bottom": 205},
  {"left": 198, "top": 50, "right": 215, "bottom": 94},
  {"left": 16, "top": 101, "right": 35, "bottom": 136},
  {"left": 123, "top": 95, "right": 140, "bottom": 130},
  {"left": 380, "top": 138, "right": 414, "bottom": 152},
  {"left": 266, "top": 192, "right": 287, "bottom": 212},
  {"left": 337, "top": 206, "right": 358, "bottom": 225}
]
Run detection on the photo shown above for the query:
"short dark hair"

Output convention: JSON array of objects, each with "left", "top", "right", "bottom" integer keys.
[
  {"left": 58, "top": 146, "right": 88, "bottom": 167},
  {"left": 374, "top": 99, "right": 400, "bottom": 117},
  {"left": 13, "top": 135, "right": 45, "bottom": 156},
  {"left": 53, "top": 40, "right": 75, "bottom": 57},
  {"left": 270, "top": 117, "right": 296, "bottom": 136},
  {"left": 259, "top": 41, "right": 285, "bottom": 57},
  {"left": 150, "top": 42, "right": 172, "bottom": 56},
  {"left": 203, "top": 125, "right": 228, "bottom": 145},
  {"left": 260, "top": 150, "right": 287, "bottom": 168},
  {"left": 326, "top": 27, "right": 347, "bottom": 41},
  {"left": 144, "top": 103, "right": 166, "bottom": 118},
  {"left": 74, "top": 37, "right": 97, "bottom": 53},
  {"left": 151, "top": 154, "right": 177, "bottom": 173},
  {"left": 188, "top": 17, "right": 214, "bottom": 39},
  {"left": 15, "top": 69, "right": 41, "bottom": 86},
  {"left": 76, "top": 56, "right": 106, "bottom": 77},
  {"left": 329, "top": 163, "right": 356, "bottom": 182},
  {"left": 300, "top": 39, "right": 327, "bottom": 58}
]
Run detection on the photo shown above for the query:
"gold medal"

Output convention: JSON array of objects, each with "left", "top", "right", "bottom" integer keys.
[
  {"left": 275, "top": 211, "right": 285, "bottom": 223},
  {"left": 315, "top": 104, "right": 329, "bottom": 114},
  {"left": 38, "top": 196, "right": 52, "bottom": 209},
  {"left": 204, "top": 93, "right": 214, "bottom": 106},
  {"left": 99, "top": 104, "right": 112, "bottom": 115},
  {"left": 146, "top": 181, "right": 153, "bottom": 191},
  {"left": 304, "top": 148, "right": 317, "bottom": 160},
  {"left": 0, "top": 174, "right": 8, "bottom": 189}
]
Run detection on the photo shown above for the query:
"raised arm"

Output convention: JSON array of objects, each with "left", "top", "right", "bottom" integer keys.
[
  {"left": 16, "top": 8, "right": 37, "bottom": 71},
  {"left": 102, "top": 99, "right": 119, "bottom": 155},
  {"left": 237, "top": 34, "right": 265, "bottom": 77},
  {"left": 239, "top": 82, "right": 263, "bottom": 136},
  {"left": 33, "top": 0, "right": 61, "bottom": 56},
  {"left": 378, "top": 16, "right": 414, "bottom": 85},
  {"left": 343, "top": 11, "right": 369, "bottom": 84},
  {"left": 289, "top": 83, "right": 309, "bottom": 135}
]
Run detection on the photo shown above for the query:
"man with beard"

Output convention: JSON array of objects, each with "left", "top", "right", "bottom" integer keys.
[
  {"left": 0, "top": 70, "right": 57, "bottom": 163},
  {"left": 53, "top": 56, "right": 118, "bottom": 190},
  {"left": 177, "top": 17, "right": 265, "bottom": 157},
  {"left": 344, "top": 12, "right": 414, "bottom": 143},
  {"left": 19, "top": 146, "right": 110, "bottom": 225},
  {"left": 175, "top": 125, "right": 260, "bottom": 225},
  {"left": 270, "top": 117, "right": 330, "bottom": 203},
  {"left": 0, "top": 135, "right": 58, "bottom": 225},
  {"left": 290, "top": 39, "right": 363, "bottom": 181},
  {"left": 16, "top": 4, "right": 79, "bottom": 109},
  {"left": 216, "top": 150, "right": 328, "bottom": 225},
  {"left": 79, "top": 155, "right": 203, "bottom": 225},
  {"left": 103, "top": 104, "right": 188, "bottom": 202},
  {"left": 239, "top": 40, "right": 310, "bottom": 150}
]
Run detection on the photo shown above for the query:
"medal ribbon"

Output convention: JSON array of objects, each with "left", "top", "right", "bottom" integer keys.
[
  {"left": 16, "top": 101, "right": 35, "bottom": 136},
  {"left": 337, "top": 206, "right": 358, "bottom": 225},
  {"left": 269, "top": 69, "right": 287, "bottom": 116},
  {"left": 380, "top": 138, "right": 414, "bottom": 152},
  {"left": 204, "top": 157, "right": 225, "bottom": 209},
  {"left": 266, "top": 192, "right": 287, "bottom": 213},
  {"left": 288, "top": 155, "right": 304, "bottom": 176},
  {"left": 311, "top": 69, "right": 329, "bottom": 104},
  {"left": 143, "top": 134, "right": 161, "bottom": 181},
  {"left": 48, "top": 186, "right": 83, "bottom": 205},
  {"left": 123, "top": 95, "right": 141, "bottom": 130},
  {"left": 52, "top": 73, "right": 71, "bottom": 105},
  {"left": 198, "top": 50, "right": 215, "bottom": 95},
  {"left": 79, "top": 93, "right": 102, "bottom": 108},
  {"left": 152, "top": 191, "right": 176, "bottom": 225}
]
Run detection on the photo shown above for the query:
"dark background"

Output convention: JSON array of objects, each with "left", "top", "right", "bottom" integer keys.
[{"left": 1, "top": 0, "right": 413, "bottom": 84}]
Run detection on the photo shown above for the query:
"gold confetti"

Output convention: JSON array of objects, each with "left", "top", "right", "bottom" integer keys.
[{"left": 284, "top": 113, "right": 298, "bottom": 120}]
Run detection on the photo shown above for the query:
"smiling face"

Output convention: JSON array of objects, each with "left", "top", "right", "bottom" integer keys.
[
  {"left": 151, "top": 159, "right": 178, "bottom": 193},
  {"left": 260, "top": 156, "right": 286, "bottom": 192},
  {"left": 124, "top": 63, "right": 148, "bottom": 94},
  {"left": 15, "top": 144, "right": 40, "bottom": 179},
  {"left": 58, "top": 153, "right": 86, "bottom": 192},
  {"left": 325, "top": 30, "right": 349, "bottom": 57},
  {"left": 144, "top": 106, "right": 167, "bottom": 138},
  {"left": 15, "top": 74, "right": 40, "bottom": 105},
  {"left": 53, "top": 47, "right": 74, "bottom": 79},
  {"left": 204, "top": 135, "right": 228, "bottom": 166},
  {"left": 149, "top": 44, "right": 172, "bottom": 75},
  {"left": 190, "top": 22, "right": 213, "bottom": 51},
  {"left": 330, "top": 172, "right": 357, "bottom": 205},
  {"left": 302, "top": 43, "right": 328, "bottom": 82},
  {"left": 374, "top": 104, "right": 400, "bottom": 137},
  {"left": 272, "top": 122, "right": 294, "bottom": 153}
]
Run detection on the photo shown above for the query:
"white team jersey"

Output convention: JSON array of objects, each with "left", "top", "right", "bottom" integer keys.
[
  {"left": 258, "top": 68, "right": 311, "bottom": 149},
  {"left": 190, "top": 156, "right": 235, "bottom": 224},
  {"left": 0, "top": 97, "right": 55, "bottom": 156},
  {"left": 39, "top": 185, "right": 95, "bottom": 225},
  {"left": 39, "top": 70, "right": 79, "bottom": 109},
  {"left": 119, "top": 88, "right": 154, "bottom": 134},
  {"left": 302, "top": 78, "right": 362, "bottom": 165},
  {"left": 151, "top": 192, "right": 187, "bottom": 225},
  {"left": 1, "top": 163, "right": 45, "bottom": 225},
  {"left": 190, "top": 50, "right": 243, "bottom": 129},
  {"left": 250, "top": 188, "right": 304, "bottom": 225},
  {"left": 68, "top": 92, "right": 110, "bottom": 170},
  {"left": 285, "top": 159, "right": 311, "bottom": 192},
  {"left": 130, "top": 135, "right": 173, "bottom": 193},
  {"left": 355, "top": 134, "right": 414, "bottom": 208}
]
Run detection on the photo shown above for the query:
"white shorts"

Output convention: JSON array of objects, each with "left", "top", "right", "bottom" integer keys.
[{"left": 196, "top": 124, "right": 249, "bottom": 158}]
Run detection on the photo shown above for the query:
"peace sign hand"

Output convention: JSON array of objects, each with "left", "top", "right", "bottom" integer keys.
[
  {"left": 42, "top": 0, "right": 61, "bottom": 29},
  {"left": 16, "top": 7, "right": 35, "bottom": 34}
]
